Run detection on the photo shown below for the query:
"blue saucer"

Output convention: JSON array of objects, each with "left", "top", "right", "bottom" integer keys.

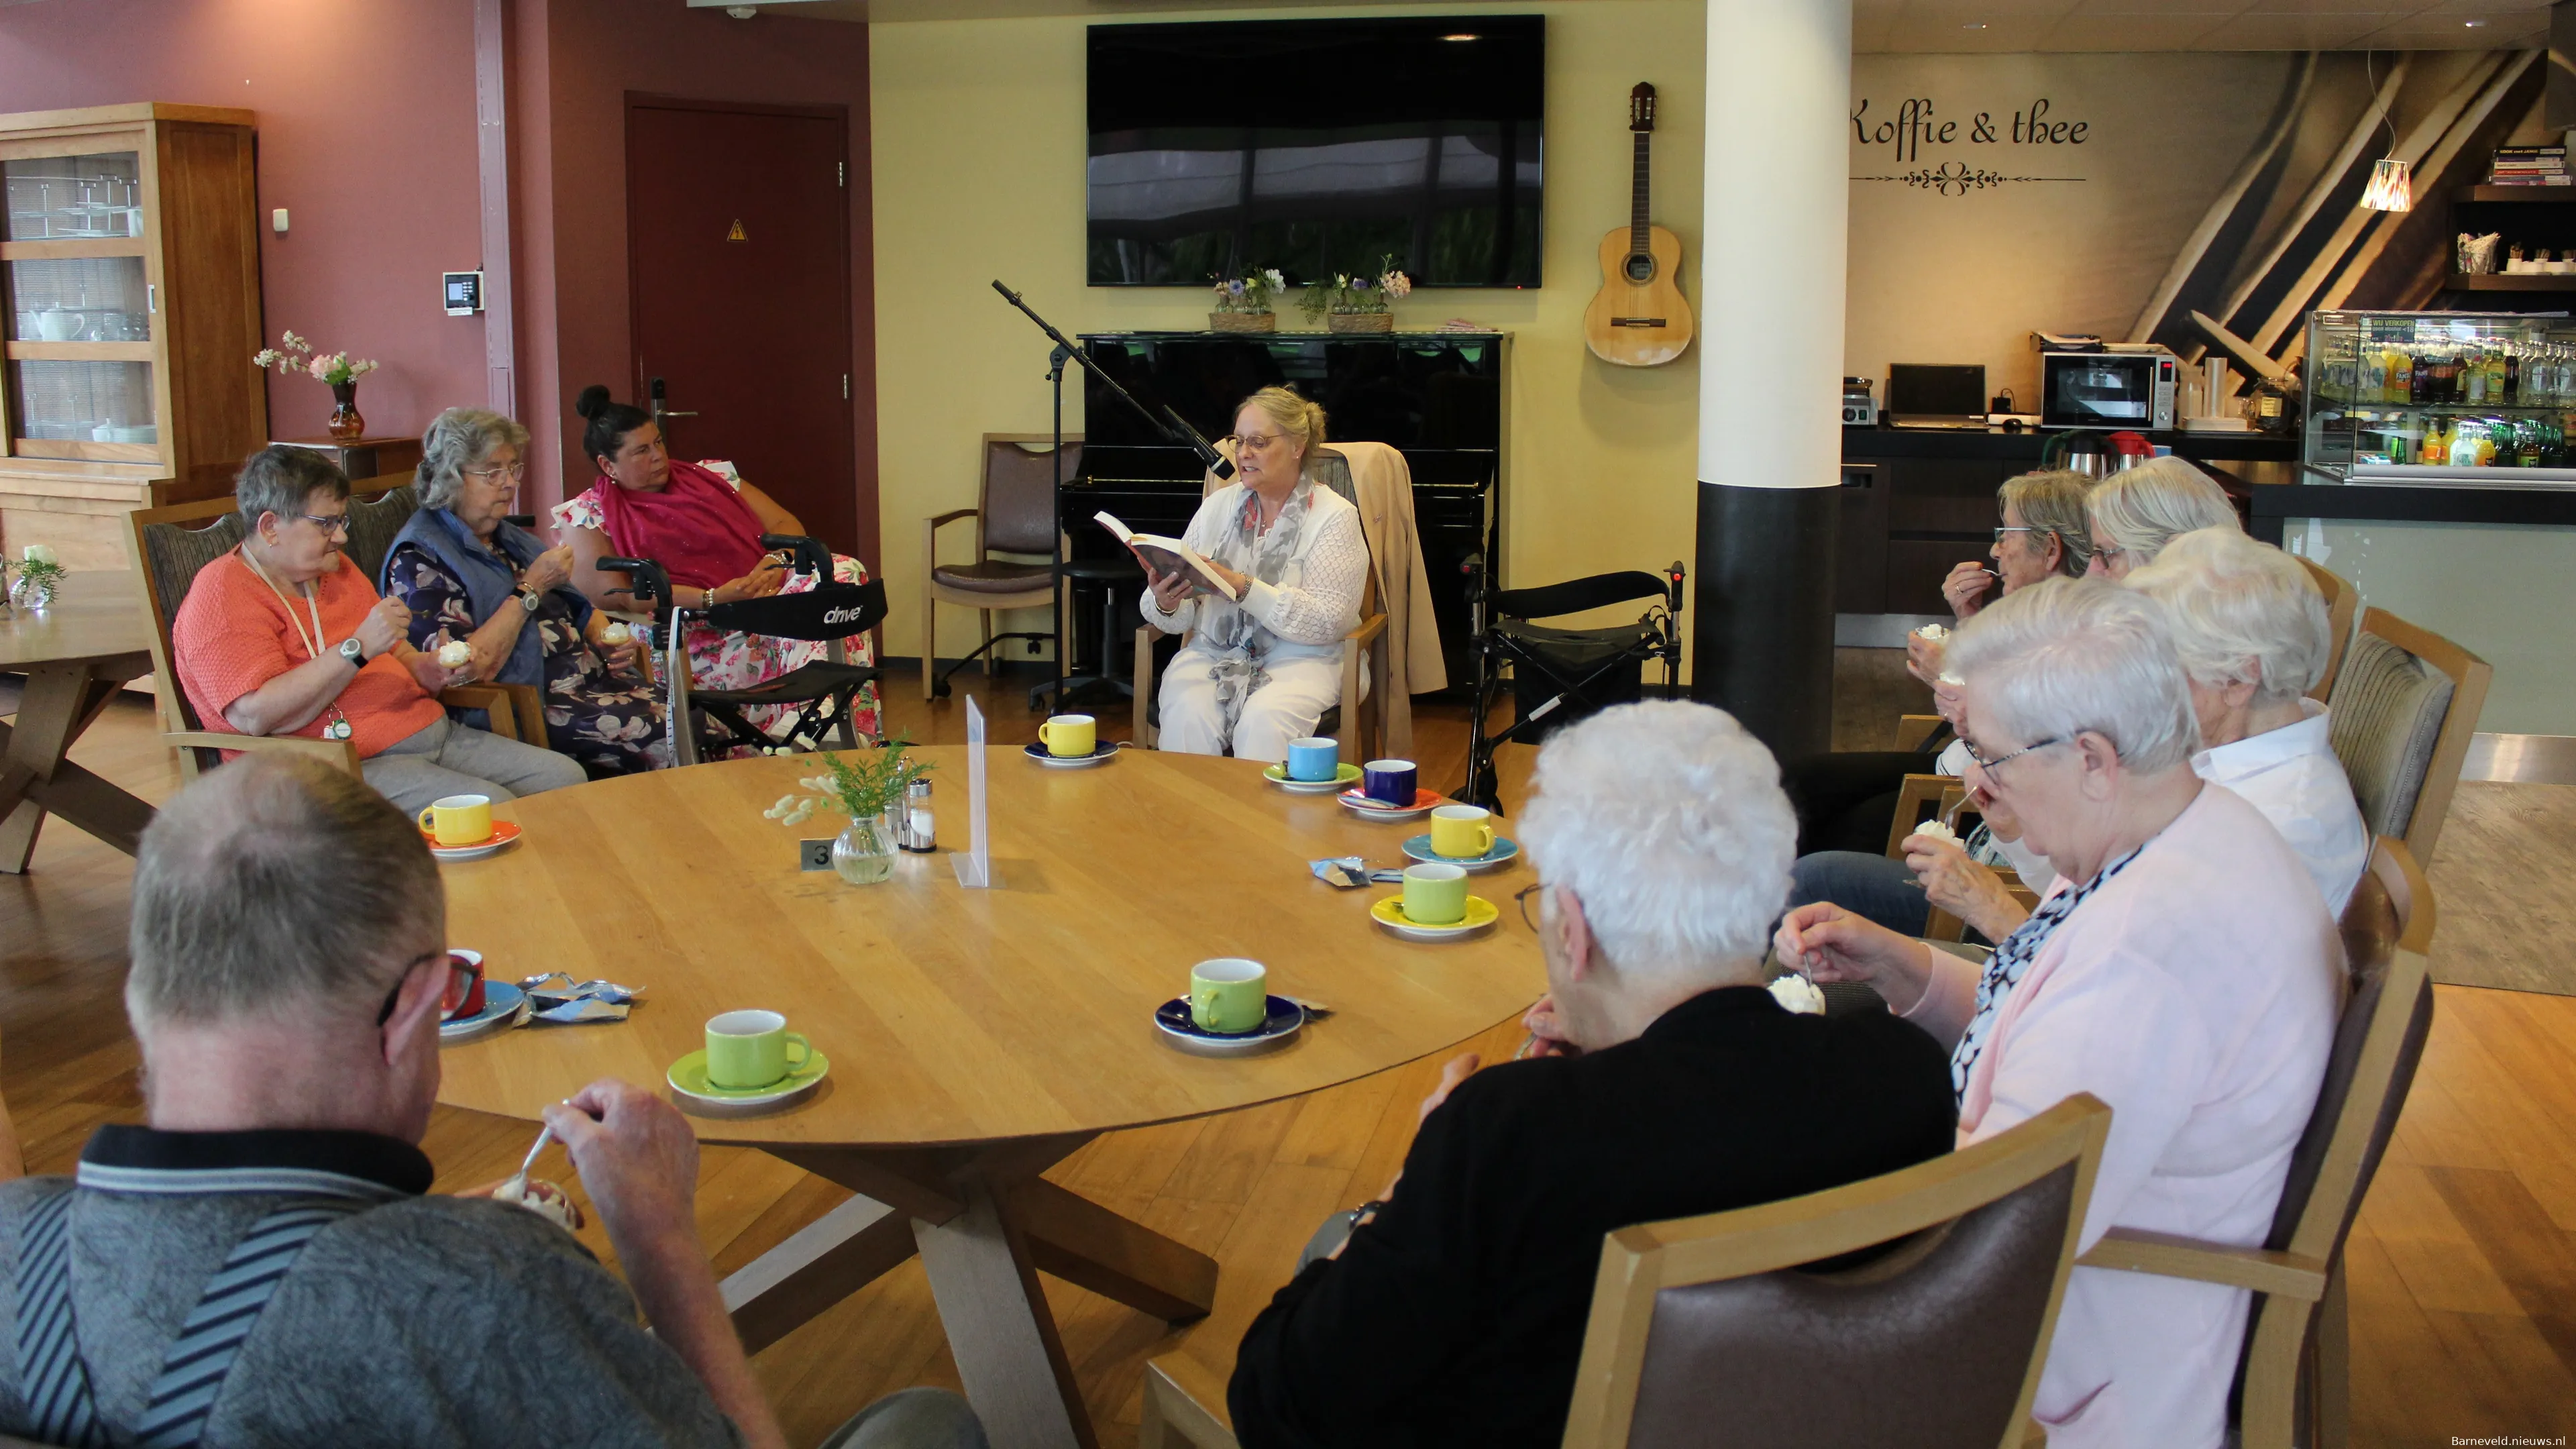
[
  {"left": 439, "top": 980, "right": 526, "bottom": 1042},
  {"left": 1154, "top": 995, "right": 1305, "bottom": 1055},
  {"left": 1399, "top": 834, "right": 1520, "bottom": 872}
]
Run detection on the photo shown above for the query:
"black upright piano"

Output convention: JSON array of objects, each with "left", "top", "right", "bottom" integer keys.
[{"left": 1069, "top": 330, "right": 1508, "bottom": 692}]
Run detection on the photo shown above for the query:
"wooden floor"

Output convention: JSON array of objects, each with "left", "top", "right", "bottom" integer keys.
[{"left": 4, "top": 659, "right": 2572, "bottom": 1446}]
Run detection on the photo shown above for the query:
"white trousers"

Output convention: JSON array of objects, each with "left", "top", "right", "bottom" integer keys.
[{"left": 1157, "top": 646, "right": 1340, "bottom": 763}]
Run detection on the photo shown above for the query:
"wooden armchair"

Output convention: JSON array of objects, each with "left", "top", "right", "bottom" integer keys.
[
  {"left": 922, "top": 433, "right": 1080, "bottom": 700},
  {"left": 1886, "top": 774, "right": 2039, "bottom": 943},
  {"left": 125, "top": 493, "right": 541, "bottom": 781},
  {"left": 2076, "top": 837, "right": 2434, "bottom": 1449},
  {"left": 1561, "top": 1095, "right": 2110, "bottom": 1449},
  {"left": 2326, "top": 607, "right": 2489, "bottom": 866},
  {"left": 2296, "top": 556, "right": 2359, "bottom": 702}
]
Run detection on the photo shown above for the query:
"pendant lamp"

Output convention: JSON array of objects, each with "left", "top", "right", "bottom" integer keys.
[{"left": 2362, "top": 157, "right": 2412, "bottom": 213}]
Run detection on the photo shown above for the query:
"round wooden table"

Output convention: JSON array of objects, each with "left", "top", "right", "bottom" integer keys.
[
  {"left": 0, "top": 570, "right": 154, "bottom": 873},
  {"left": 435, "top": 746, "right": 1541, "bottom": 1449}
]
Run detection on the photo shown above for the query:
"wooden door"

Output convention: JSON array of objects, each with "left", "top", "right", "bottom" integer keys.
[{"left": 625, "top": 97, "right": 859, "bottom": 555}]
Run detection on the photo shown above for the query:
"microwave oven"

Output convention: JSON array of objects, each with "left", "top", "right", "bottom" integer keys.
[{"left": 2040, "top": 347, "right": 2176, "bottom": 431}]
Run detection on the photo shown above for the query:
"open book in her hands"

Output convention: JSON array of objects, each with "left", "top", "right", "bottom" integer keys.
[{"left": 1095, "top": 511, "right": 1240, "bottom": 601}]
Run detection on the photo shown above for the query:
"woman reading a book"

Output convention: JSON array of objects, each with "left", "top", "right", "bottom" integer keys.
[
  {"left": 1140, "top": 386, "right": 1368, "bottom": 762},
  {"left": 553, "top": 384, "right": 881, "bottom": 747}
]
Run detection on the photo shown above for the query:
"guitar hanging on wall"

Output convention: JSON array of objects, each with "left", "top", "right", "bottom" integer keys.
[{"left": 1583, "top": 82, "right": 1694, "bottom": 368}]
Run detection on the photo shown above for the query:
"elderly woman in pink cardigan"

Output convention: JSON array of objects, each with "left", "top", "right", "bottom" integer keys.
[{"left": 1776, "top": 577, "right": 2341, "bottom": 1449}]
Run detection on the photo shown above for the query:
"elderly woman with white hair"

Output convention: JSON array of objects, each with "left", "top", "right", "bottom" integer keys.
[
  {"left": 382, "top": 407, "right": 663, "bottom": 775},
  {"left": 1230, "top": 701, "right": 1956, "bottom": 1449},
  {"left": 2084, "top": 456, "right": 2239, "bottom": 579},
  {"left": 1776, "top": 578, "right": 2341, "bottom": 1449},
  {"left": 1817, "top": 527, "right": 2368, "bottom": 942}
]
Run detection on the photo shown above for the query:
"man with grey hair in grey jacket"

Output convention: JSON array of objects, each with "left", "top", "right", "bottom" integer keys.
[{"left": 0, "top": 755, "right": 982, "bottom": 1448}]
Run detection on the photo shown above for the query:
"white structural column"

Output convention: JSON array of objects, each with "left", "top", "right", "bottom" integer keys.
[{"left": 1689, "top": 0, "right": 1852, "bottom": 756}]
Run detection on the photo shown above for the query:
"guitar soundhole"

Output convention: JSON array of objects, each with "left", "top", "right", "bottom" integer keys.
[{"left": 1623, "top": 253, "right": 1654, "bottom": 284}]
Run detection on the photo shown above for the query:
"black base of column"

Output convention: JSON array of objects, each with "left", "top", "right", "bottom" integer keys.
[{"left": 1691, "top": 482, "right": 1838, "bottom": 760}]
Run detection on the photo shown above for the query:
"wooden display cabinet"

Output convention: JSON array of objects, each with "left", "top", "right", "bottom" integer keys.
[{"left": 0, "top": 103, "right": 265, "bottom": 570}]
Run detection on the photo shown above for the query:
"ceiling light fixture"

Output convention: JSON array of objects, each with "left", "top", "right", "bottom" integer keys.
[
  {"left": 1962, "top": 21, "right": 1987, "bottom": 29},
  {"left": 1440, "top": 33, "right": 1480, "bottom": 42},
  {"left": 2464, "top": 18, "right": 2488, "bottom": 27},
  {"left": 2360, "top": 54, "right": 2410, "bottom": 214}
]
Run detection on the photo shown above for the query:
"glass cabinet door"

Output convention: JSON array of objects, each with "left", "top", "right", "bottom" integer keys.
[
  {"left": 0, "top": 138, "right": 159, "bottom": 462},
  {"left": 6, "top": 256, "right": 152, "bottom": 343},
  {"left": 3, "top": 152, "right": 143, "bottom": 241}
]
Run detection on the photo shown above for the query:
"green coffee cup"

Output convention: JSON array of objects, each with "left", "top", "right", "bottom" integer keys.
[
  {"left": 1189, "top": 958, "right": 1269, "bottom": 1034},
  {"left": 1401, "top": 863, "right": 1469, "bottom": 925},
  {"left": 704, "top": 1009, "right": 812, "bottom": 1089}
]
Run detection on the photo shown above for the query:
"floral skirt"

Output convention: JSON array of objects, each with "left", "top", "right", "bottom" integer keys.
[{"left": 679, "top": 555, "right": 883, "bottom": 747}]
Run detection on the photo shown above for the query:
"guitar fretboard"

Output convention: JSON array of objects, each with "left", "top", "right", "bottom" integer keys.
[{"left": 1629, "top": 131, "right": 1652, "bottom": 258}]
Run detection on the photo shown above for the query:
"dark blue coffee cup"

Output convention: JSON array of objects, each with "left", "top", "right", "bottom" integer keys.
[{"left": 1363, "top": 758, "right": 1417, "bottom": 806}]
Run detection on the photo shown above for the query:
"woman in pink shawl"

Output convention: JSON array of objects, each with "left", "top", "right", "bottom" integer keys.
[{"left": 555, "top": 384, "right": 880, "bottom": 746}]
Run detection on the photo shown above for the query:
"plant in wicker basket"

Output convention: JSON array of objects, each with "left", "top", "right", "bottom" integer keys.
[
  {"left": 1298, "top": 255, "right": 1411, "bottom": 333},
  {"left": 1209, "top": 268, "right": 1287, "bottom": 333}
]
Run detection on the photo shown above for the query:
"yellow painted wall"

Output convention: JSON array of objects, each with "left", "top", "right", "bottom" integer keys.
[{"left": 869, "top": 1, "right": 1705, "bottom": 668}]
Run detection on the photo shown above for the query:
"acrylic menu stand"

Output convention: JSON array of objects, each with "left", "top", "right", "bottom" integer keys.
[{"left": 953, "top": 696, "right": 993, "bottom": 888}]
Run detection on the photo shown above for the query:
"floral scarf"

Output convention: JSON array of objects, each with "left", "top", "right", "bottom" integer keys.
[
  {"left": 1949, "top": 845, "right": 2141, "bottom": 1100},
  {"left": 1197, "top": 479, "right": 1313, "bottom": 739}
]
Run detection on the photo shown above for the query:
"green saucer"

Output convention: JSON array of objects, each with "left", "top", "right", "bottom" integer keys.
[{"left": 667, "top": 1046, "right": 832, "bottom": 1108}]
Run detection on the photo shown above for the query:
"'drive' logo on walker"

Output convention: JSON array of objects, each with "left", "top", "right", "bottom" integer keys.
[{"left": 822, "top": 605, "right": 867, "bottom": 625}]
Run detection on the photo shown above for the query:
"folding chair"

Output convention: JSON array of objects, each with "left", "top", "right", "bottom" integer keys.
[
  {"left": 1458, "top": 557, "right": 1686, "bottom": 811},
  {"left": 604, "top": 535, "right": 886, "bottom": 766}
]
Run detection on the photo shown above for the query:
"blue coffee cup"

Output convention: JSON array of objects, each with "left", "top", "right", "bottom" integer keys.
[
  {"left": 1287, "top": 736, "right": 1339, "bottom": 782},
  {"left": 1363, "top": 758, "right": 1417, "bottom": 806}
]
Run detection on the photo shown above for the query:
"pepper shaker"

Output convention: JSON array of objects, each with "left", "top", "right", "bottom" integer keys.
[{"left": 899, "top": 777, "right": 936, "bottom": 853}]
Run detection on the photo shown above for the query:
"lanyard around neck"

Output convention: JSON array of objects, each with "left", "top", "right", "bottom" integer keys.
[{"left": 239, "top": 546, "right": 330, "bottom": 663}]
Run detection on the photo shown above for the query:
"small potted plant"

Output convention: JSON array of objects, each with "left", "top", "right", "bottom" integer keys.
[
  {"left": 7, "top": 543, "right": 64, "bottom": 612},
  {"left": 252, "top": 331, "right": 382, "bottom": 441},
  {"left": 1299, "top": 256, "right": 1411, "bottom": 334},
  {"left": 1209, "top": 268, "right": 1287, "bottom": 333},
  {"left": 763, "top": 735, "right": 935, "bottom": 885}
]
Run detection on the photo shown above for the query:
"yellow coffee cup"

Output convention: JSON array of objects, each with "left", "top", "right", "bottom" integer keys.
[
  {"left": 1429, "top": 804, "right": 1495, "bottom": 860},
  {"left": 1038, "top": 713, "right": 1096, "bottom": 759},
  {"left": 417, "top": 794, "right": 494, "bottom": 847}
]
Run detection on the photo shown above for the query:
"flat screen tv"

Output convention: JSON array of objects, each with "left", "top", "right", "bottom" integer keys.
[{"left": 1087, "top": 15, "right": 1544, "bottom": 288}]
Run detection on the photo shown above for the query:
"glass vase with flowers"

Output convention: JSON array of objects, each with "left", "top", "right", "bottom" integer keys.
[
  {"left": 252, "top": 331, "right": 382, "bottom": 441},
  {"left": 763, "top": 736, "right": 936, "bottom": 885}
]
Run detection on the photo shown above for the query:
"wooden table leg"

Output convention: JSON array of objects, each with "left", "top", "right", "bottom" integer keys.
[
  {"left": 0, "top": 654, "right": 154, "bottom": 873},
  {"left": 729, "top": 1140, "right": 1221, "bottom": 1449}
]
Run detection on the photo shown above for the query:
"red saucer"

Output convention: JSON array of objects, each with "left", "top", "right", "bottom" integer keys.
[
  {"left": 1339, "top": 787, "right": 1442, "bottom": 812},
  {"left": 421, "top": 820, "right": 523, "bottom": 856}
]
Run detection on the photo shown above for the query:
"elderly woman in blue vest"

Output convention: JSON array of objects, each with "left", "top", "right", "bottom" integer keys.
[{"left": 380, "top": 408, "right": 664, "bottom": 776}]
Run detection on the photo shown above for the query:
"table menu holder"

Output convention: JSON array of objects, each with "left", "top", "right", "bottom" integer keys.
[{"left": 953, "top": 696, "right": 993, "bottom": 888}]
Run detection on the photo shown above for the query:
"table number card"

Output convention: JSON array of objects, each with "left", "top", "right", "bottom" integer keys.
[{"left": 953, "top": 696, "right": 993, "bottom": 888}]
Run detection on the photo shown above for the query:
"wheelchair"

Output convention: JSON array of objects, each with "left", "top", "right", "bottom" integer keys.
[
  {"left": 1458, "top": 555, "right": 1686, "bottom": 811},
  {"left": 602, "top": 534, "right": 888, "bottom": 766}
]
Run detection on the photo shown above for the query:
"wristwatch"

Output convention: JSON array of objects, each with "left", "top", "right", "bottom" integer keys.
[
  {"left": 517, "top": 588, "right": 542, "bottom": 613},
  {"left": 337, "top": 637, "right": 366, "bottom": 665}
]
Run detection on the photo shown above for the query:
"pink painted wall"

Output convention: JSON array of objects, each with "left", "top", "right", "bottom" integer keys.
[
  {"left": 0, "top": 0, "right": 486, "bottom": 443},
  {"left": 514, "top": 0, "right": 878, "bottom": 568}
]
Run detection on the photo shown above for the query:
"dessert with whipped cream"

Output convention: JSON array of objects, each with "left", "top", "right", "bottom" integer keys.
[
  {"left": 1910, "top": 818, "right": 1961, "bottom": 847},
  {"left": 599, "top": 621, "right": 633, "bottom": 645},
  {"left": 493, "top": 1176, "right": 582, "bottom": 1232},
  {"left": 435, "top": 640, "right": 472, "bottom": 669},
  {"left": 1768, "top": 974, "right": 1826, "bottom": 1015},
  {"left": 1914, "top": 623, "right": 1949, "bottom": 644}
]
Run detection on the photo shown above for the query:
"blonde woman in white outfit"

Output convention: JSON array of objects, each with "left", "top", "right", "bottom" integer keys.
[{"left": 1143, "top": 387, "right": 1367, "bottom": 762}]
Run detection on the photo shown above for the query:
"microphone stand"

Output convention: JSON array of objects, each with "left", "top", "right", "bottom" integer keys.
[{"left": 990, "top": 279, "right": 1233, "bottom": 712}]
